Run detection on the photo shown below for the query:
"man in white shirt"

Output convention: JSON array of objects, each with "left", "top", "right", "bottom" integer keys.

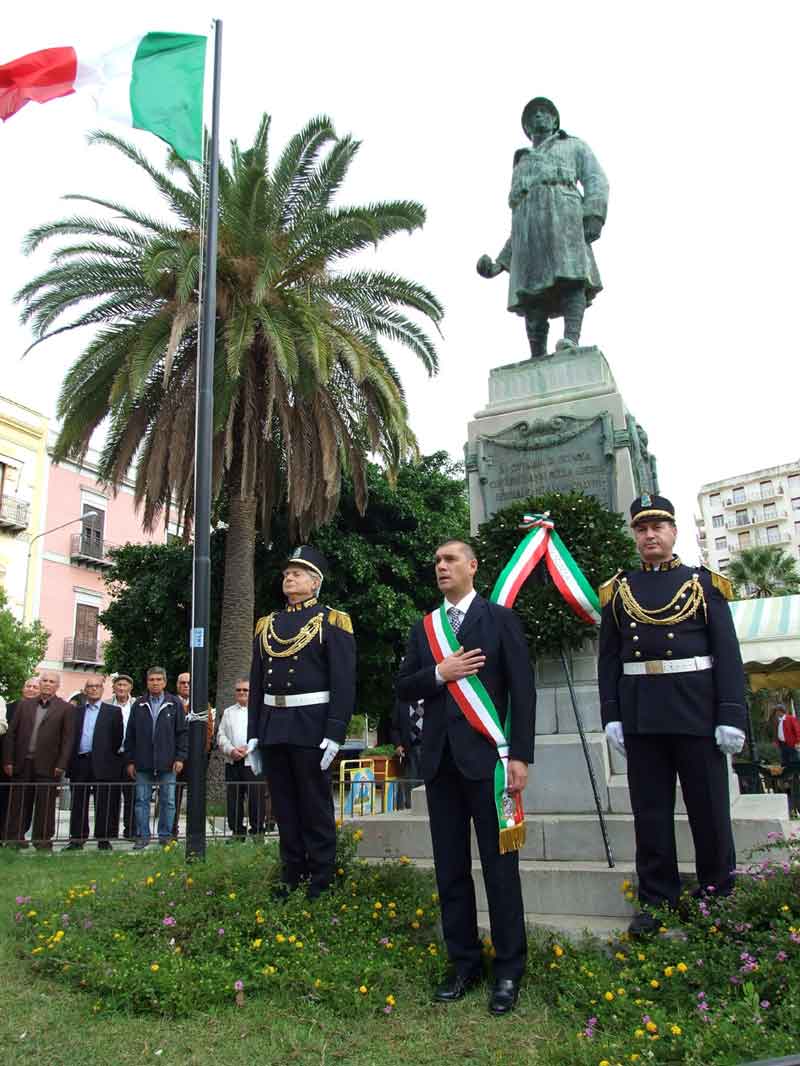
[
  {"left": 217, "top": 679, "right": 268, "bottom": 838},
  {"left": 111, "top": 674, "right": 136, "bottom": 838}
]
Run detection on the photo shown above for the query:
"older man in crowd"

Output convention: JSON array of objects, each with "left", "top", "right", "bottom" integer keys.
[
  {"left": 1, "top": 677, "right": 39, "bottom": 838},
  {"left": 3, "top": 670, "right": 74, "bottom": 849},
  {"left": 65, "top": 675, "right": 123, "bottom": 850},
  {"left": 110, "top": 674, "right": 136, "bottom": 838},
  {"left": 217, "top": 678, "right": 268, "bottom": 839}
]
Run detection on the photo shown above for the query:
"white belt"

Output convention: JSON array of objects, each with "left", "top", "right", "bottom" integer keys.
[
  {"left": 623, "top": 656, "right": 712, "bottom": 676},
  {"left": 264, "top": 690, "right": 330, "bottom": 708}
]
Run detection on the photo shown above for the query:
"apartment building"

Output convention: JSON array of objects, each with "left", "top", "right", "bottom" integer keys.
[
  {"left": 0, "top": 396, "right": 49, "bottom": 619},
  {"left": 696, "top": 460, "right": 800, "bottom": 574}
]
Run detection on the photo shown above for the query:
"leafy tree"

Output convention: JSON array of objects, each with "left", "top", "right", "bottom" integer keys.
[
  {"left": 727, "top": 545, "right": 800, "bottom": 599},
  {"left": 0, "top": 587, "right": 48, "bottom": 700},
  {"left": 100, "top": 454, "right": 468, "bottom": 730},
  {"left": 16, "top": 115, "right": 442, "bottom": 716},
  {"left": 472, "top": 491, "right": 638, "bottom": 657}
]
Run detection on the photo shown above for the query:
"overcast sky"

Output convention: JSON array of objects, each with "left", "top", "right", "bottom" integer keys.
[{"left": 2, "top": 0, "right": 798, "bottom": 559}]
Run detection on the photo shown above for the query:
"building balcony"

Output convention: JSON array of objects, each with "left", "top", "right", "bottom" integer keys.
[
  {"left": 724, "top": 485, "right": 784, "bottom": 507},
  {"left": 69, "top": 532, "right": 116, "bottom": 568},
  {"left": 63, "top": 637, "right": 105, "bottom": 667},
  {"left": 728, "top": 532, "right": 793, "bottom": 554},
  {"left": 751, "top": 508, "right": 788, "bottom": 526},
  {"left": 0, "top": 495, "right": 30, "bottom": 532},
  {"left": 725, "top": 514, "right": 753, "bottom": 530}
]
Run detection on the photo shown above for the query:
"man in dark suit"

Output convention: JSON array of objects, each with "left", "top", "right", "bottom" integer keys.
[
  {"left": 2, "top": 670, "right": 75, "bottom": 849},
  {"left": 598, "top": 494, "right": 747, "bottom": 936},
  {"left": 123, "top": 666, "right": 188, "bottom": 849},
  {"left": 247, "top": 546, "right": 356, "bottom": 899},
  {"left": 397, "top": 540, "right": 536, "bottom": 1015},
  {"left": 0, "top": 676, "right": 40, "bottom": 839},
  {"left": 110, "top": 674, "right": 136, "bottom": 838},
  {"left": 65, "top": 675, "right": 123, "bottom": 850}
]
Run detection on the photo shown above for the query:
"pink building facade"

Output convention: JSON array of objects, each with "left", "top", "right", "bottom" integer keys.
[{"left": 34, "top": 437, "right": 179, "bottom": 700}]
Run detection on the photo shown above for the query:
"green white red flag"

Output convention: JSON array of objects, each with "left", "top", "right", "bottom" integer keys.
[
  {"left": 0, "top": 32, "right": 207, "bottom": 161},
  {"left": 490, "top": 513, "right": 601, "bottom": 625}
]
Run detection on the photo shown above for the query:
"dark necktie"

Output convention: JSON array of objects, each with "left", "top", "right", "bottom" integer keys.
[
  {"left": 409, "top": 704, "right": 423, "bottom": 743},
  {"left": 447, "top": 606, "right": 463, "bottom": 636}
]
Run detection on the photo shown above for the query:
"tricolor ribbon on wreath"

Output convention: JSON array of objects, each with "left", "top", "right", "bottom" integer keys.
[{"left": 422, "top": 513, "right": 601, "bottom": 855}]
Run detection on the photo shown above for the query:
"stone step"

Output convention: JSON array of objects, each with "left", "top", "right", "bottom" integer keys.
[
  {"left": 412, "top": 857, "right": 645, "bottom": 917},
  {"left": 352, "top": 807, "right": 792, "bottom": 865},
  {"left": 477, "top": 910, "right": 624, "bottom": 940}
]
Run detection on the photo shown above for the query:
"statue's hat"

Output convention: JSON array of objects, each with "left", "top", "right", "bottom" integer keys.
[
  {"left": 521, "top": 97, "right": 560, "bottom": 134},
  {"left": 629, "top": 494, "right": 675, "bottom": 527}
]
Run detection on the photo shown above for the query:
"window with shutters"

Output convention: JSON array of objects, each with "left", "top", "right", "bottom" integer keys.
[
  {"left": 80, "top": 504, "right": 105, "bottom": 560},
  {"left": 73, "top": 603, "right": 99, "bottom": 661}
]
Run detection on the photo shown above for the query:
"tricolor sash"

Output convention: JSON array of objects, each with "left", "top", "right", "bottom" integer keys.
[{"left": 423, "top": 604, "right": 525, "bottom": 853}]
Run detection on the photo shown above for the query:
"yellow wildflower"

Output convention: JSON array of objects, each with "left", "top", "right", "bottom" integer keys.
[
  {"left": 374, "top": 901, "right": 383, "bottom": 910},
  {"left": 411, "top": 920, "right": 420, "bottom": 930},
  {"left": 600, "top": 1060, "right": 611, "bottom": 1066},
  {"left": 295, "top": 941, "right": 304, "bottom": 949},
  {"left": 664, "top": 966, "right": 674, "bottom": 977},
  {"left": 186, "top": 877, "right": 193, "bottom": 886},
  {"left": 617, "top": 988, "right": 626, "bottom": 996},
  {"left": 228, "top": 892, "right": 236, "bottom": 900},
  {"left": 604, "top": 991, "right": 615, "bottom": 1002},
  {"left": 615, "top": 951, "right": 626, "bottom": 961},
  {"left": 31, "top": 947, "right": 43, "bottom": 955},
  {"left": 288, "top": 934, "right": 297, "bottom": 943},
  {"left": 645, "top": 1021, "right": 657, "bottom": 1033},
  {"left": 358, "top": 985, "right": 368, "bottom": 994},
  {"left": 353, "top": 830, "right": 363, "bottom": 841},
  {"left": 398, "top": 855, "right": 410, "bottom": 864},
  {"left": 150, "top": 964, "right": 159, "bottom": 973},
  {"left": 385, "top": 994, "right": 396, "bottom": 1006},
  {"left": 650, "top": 979, "right": 660, "bottom": 989},
  {"left": 431, "top": 892, "right": 439, "bottom": 903},
  {"left": 621, "top": 879, "right": 632, "bottom": 891},
  {"left": 676, "top": 962, "right": 688, "bottom": 974},
  {"left": 781, "top": 904, "right": 790, "bottom": 912},
  {"left": 670, "top": 1025, "right": 682, "bottom": 1036},
  {"left": 275, "top": 934, "right": 286, "bottom": 943},
  {"left": 252, "top": 939, "right": 263, "bottom": 949},
  {"left": 553, "top": 944, "right": 564, "bottom": 957},
  {"left": 146, "top": 877, "right": 155, "bottom": 886},
  {"left": 27, "top": 910, "right": 37, "bottom": 918},
  {"left": 634, "top": 1029, "right": 645, "bottom": 1039},
  {"left": 314, "top": 979, "right": 322, "bottom": 989}
]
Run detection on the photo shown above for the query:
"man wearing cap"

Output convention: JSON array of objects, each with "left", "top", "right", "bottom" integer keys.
[
  {"left": 247, "top": 546, "right": 356, "bottom": 898},
  {"left": 598, "top": 494, "right": 747, "bottom": 936},
  {"left": 477, "top": 96, "right": 608, "bottom": 357},
  {"left": 110, "top": 674, "right": 136, "bottom": 839}
]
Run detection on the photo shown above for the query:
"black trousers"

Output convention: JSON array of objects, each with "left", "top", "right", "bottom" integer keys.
[
  {"left": 425, "top": 741, "right": 527, "bottom": 981},
  {"left": 4, "top": 758, "right": 58, "bottom": 846},
  {"left": 119, "top": 764, "right": 135, "bottom": 838},
  {"left": 397, "top": 743, "right": 423, "bottom": 810},
  {"left": 263, "top": 745, "right": 336, "bottom": 896},
  {"left": 68, "top": 755, "right": 121, "bottom": 842},
  {"left": 224, "top": 761, "right": 268, "bottom": 834},
  {"left": 625, "top": 733, "right": 736, "bottom": 907}
]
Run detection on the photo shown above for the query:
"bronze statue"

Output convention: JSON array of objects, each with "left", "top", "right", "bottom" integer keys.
[{"left": 477, "top": 97, "right": 609, "bottom": 358}]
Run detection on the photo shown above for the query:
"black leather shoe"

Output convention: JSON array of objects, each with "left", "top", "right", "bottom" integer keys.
[
  {"left": 64, "top": 841, "right": 84, "bottom": 851},
  {"left": 433, "top": 970, "right": 482, "bottom": 1002},
  {"left": 97, "top": 841, "right": 113, "bottom": 851},
  {"left": 488, "top": 978, "right": 520, "bottom": 1015},
  {"left": 628, "top": 911, "right": 659, "bottom": 937}
]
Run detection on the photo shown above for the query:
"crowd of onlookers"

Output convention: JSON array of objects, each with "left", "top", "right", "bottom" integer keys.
[{"left": 0, "top": 668, "right": 270, "bottom": 850}]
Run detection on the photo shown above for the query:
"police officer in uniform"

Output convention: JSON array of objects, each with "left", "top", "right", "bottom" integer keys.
[
  {"left": 598, "top": 494, "right": 747, "bottom": 935},
  {"left": 247, "top": 547, "right": 355, "bottom": 898}
]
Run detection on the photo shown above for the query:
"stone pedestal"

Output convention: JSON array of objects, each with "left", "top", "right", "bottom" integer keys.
[{"left": 465, "top": 346, "right": 657, "bottom": 532}]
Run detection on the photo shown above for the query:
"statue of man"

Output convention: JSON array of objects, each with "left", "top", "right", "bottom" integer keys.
[{"left": 477, "top": 97, "right": 609, "bottom": 358}]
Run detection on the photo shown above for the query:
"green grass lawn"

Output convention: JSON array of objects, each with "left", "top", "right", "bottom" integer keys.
[{"left": 0, "top": 846, "right": 569, "bottom": 1066}]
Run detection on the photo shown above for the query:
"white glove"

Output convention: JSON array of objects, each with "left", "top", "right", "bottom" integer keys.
[
  {"left": 246, "top": 738, "right": 259, "bottom": 753},
  {"left": 605, "top": 721, "right": 626, "bottom": 758},
  {"left": 715, "top": 725, "right": 745, "bottom": 755},
  {"left": 319, "top": 737, "right": 340, "bottom": 771}
]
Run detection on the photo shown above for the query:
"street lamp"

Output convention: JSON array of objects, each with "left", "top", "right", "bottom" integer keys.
[{"left": 22, "top": 510, "right": 99, "bottom": 623}]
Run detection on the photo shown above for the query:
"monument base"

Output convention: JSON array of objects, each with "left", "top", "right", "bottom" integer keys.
[{"left": 465, "top": 345, "right": 658, "bottom": 533}]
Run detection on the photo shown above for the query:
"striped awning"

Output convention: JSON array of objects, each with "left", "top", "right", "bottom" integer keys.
[{"left": 729, "top": 595, "right": 800, "bottom": 688}]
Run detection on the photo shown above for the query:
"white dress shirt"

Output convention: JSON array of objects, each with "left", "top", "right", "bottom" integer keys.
[
  {"left": 218, "top": 703, "right": 258, "bottom": 770},
  {"left": 112, "top": 697, "right": 134, "bottom": 754},
  {"left": 434, "top": 588, "right": 479, "bottom": 683}
]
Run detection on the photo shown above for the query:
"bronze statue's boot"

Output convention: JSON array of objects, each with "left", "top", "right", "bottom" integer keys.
[
  {"left": 556, "top": 288, "right": 587, "bottom": 351},
  {"left": 525, "top": 313, "right": 549, "bottom": 358}
]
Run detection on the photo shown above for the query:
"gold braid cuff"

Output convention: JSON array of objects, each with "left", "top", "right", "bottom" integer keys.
[
  {"left": 617, "top": 574, "right": 707, "bottom": 626},
  {"left": 261, "top": 612, "right": 325, "bottom": 658}
]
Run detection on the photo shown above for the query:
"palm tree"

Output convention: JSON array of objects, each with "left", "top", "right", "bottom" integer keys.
[
  {"left": 16, "top": 115, "right": 443, "bottom": 709},
  {"left": 727, "top": 545, "right": 800, "bottom": 598}
]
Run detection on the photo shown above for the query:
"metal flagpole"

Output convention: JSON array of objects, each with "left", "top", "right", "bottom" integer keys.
[
  {"left": 559, "top": 646, "right": 615, "bottom": 868},
  {"left": 186, "top": 18, "right": 222, "bottom": 861}
]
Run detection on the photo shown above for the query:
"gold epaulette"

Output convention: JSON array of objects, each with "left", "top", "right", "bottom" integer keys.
[
  {"left": 702, "top": 565, "right": 733, "bottom": 601},
  {"left": 327, "top": 608, "right": 353, "bottom": 634},
  {"left": 598, "top": 571, "right": 623, "bottom": 608},
  {"left": 254, "top": 614, "right": 273, "bottom": 638}
]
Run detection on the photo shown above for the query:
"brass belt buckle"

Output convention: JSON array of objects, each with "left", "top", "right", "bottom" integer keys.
[
  {"left": 645, "top": 660, "right": 663, "bottom": 675},
  {"left": 274, "top": 694, "right": 287, "bottom": 708}
]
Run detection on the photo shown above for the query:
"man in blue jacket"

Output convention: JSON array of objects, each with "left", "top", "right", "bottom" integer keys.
[{"left": 123, "top": 666, "right": 188, "bottom": 849}]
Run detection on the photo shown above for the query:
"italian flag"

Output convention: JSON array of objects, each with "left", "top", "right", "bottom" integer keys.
[
  {"left": 0, "top": 33, "right": 207, "bottom": 161},
  {"left": 490, "top": 513, "right": 601, "bottom": 625}
]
